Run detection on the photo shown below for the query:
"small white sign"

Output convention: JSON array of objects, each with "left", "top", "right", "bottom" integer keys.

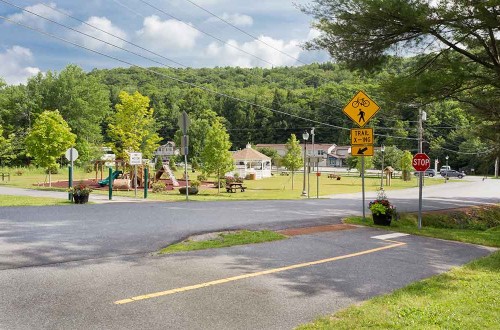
[
  {"left": 129, "top": 152, "right": 142, "bottom": 165},
  {"left": 65, "top": 148, "right": 79, "bottom": 162}
]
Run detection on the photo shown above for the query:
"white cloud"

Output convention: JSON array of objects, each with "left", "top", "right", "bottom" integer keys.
[
  {"left": 205, "top": 36, "right": 302, "bottom": 68},
  {"left": 207, "top": 13, "right": 253, "bottom": 27},
  {"left": 0, "top": 46, "right": 40, "bottom": 85},
  {"left": 68, "top": 16, "right": 127, "bottom": 51},
  {"left": 135, "top": 15, "right": 200, "bottom": 51},
  {"left": 307, "top": 28, "right": 321, "bottom": 40},
  {"left": 6, "top": 2, "right": 69, "bottom": 28}
]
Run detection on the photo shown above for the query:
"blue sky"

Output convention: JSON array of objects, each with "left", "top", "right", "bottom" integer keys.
[{"left": 0, "top": 0, "right": 329, "bottom": 85}]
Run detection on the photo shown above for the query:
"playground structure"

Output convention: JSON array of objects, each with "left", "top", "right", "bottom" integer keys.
[
  {"left": 155, "top": 163, "right": 179, "bottom": 187},
  {"left": 92, "top": 159, "right": 182, "bottom": 191}
]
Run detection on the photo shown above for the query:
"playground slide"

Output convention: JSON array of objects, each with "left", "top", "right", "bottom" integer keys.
[
  {"left": 163, "top": 165, "right": 180, "bottom": 187},
  {"left": 98, "top": 170, "right": 122, "bottom": 187}
]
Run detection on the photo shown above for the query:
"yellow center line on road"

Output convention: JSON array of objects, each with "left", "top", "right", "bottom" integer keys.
[{"left": 114, "top": 240, "right": 406, "bottom": 305}]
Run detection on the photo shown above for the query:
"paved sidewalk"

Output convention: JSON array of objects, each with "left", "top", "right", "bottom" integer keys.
[{"left": 0, "top": 186, "right": 149, "bottom": 203}]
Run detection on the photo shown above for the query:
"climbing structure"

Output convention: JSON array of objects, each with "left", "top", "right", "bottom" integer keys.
[{"left": 155, "top": 163, "right": 179, "bottom": 187}]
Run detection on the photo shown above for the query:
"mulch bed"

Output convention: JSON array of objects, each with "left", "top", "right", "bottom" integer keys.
[{"left": 278, "top": 224, "right": 357, "bottom": 236}]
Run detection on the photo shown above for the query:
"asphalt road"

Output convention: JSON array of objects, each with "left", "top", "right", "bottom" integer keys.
[
  {"left": 0, "top": 227, "right": 494, "bottom": 330},
  {"left": 0, "top": 177, "right": 498, "bottom": 269},
  {"left": 0, "top": 177, "right": 498, "bottom": 329}
]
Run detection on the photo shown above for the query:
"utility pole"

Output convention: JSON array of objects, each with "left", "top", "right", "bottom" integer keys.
[{"left": 309, "top": 127, "right": 314, "bottom": 199}]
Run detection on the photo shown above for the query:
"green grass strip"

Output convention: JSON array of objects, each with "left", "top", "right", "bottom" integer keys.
[
  {"left": 0, "top": 195, "right": 70, "bottom": 206},
  {"left": 298, "top": 251, "right": 500, "bottom": 329},
  {"left": 159, "top": 230, "right": 287, "bottom": 254},
  {"left": 345, "top": 208, "right": 500, "bottom": 248}
]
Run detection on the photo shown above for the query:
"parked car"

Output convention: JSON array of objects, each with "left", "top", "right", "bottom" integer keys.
[
  {"left": 439, "top": 166, "right": 451, "bottom": 175},
  {"left": 440, "top": 170, "right": 466, "bottom": 179},
  {"left": 414, "top": 169, "right": 437, "bottom": 177}
]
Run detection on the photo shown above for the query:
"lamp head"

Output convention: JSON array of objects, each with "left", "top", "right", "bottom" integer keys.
[
  {"left": 445, "top": 155, "right": 449, "bottom": 160},
  {"left": 302, "top": 131, "right": 310, "bottom": 140},
  {"left": 381, "top": 145, "right": 385, "bottom": 152}
]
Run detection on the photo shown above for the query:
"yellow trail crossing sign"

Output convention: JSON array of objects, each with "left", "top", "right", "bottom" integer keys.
[
  {"left": 343, "top": 91, "right": 380, "bottom": 127},
  {"left": 350, "top": 128, "right": 373, "bottom": 145},
  {"left": 350, "top": 145, "right": 374, "bottom": 157}
]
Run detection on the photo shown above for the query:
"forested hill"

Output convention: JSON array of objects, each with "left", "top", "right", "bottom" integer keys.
[
  {"left": 89, "top": 63, "right": 374, "bottom": 148},
  {"left": 0, "top": 62, "right": 487, "bottom": 171}
]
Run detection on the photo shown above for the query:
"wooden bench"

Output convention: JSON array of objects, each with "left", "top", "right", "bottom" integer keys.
[
  {"left": 280, "top": 171, "right": 290, "bottom": 176},
  {"left": 226, "top": 183, "right": 246, "bottom": 193}
]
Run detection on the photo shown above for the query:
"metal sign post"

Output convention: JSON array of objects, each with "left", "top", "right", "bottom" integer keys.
[
  {"left": 343, "top": 91, "right": 379, "bottom": 222},
  {"left": 178, "top": 112, "right": 190, "bottom": 201},
  {"left": 361, "top": 156, "right": 366, "bottom": 221},
  {"left": 65, "top": 147, "right": 78, "bottom": 201},
  {"left": 129, "top": 152, "right": 142, "bottom": 198}
]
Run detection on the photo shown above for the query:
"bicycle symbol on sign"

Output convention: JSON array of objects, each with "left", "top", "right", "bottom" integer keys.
[{"left": 352, "top": 97, "right": 370, "bottom": 108}]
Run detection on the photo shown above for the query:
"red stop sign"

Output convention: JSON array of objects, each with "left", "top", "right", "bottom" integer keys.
[{"left": 412, "top": 153, "right": 430, "bottom": 171}]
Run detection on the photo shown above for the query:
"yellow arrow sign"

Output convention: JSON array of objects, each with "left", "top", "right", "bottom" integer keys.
[
  {"left": 350, "top": 145, "right": 374, "bottom": 157},
  {"left": 350, "top": 128, "right": 374, "bottom": 145},
  {"left": 343, "top": 91, "right": 380, "bottom": 127}
]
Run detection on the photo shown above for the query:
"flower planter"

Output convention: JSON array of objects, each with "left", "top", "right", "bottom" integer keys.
[
  {"left": 372, "top": 213, "right": 392, "bottom": 226},
  {"left": 73, "top": 194, "right": 89, "bottom": 204},
  {"left": 178, "top": 187, "right": 199, "bottom": 195}
]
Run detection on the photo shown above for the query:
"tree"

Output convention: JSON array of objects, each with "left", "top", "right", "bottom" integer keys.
[
  {"left": 107, "top": 91, "right": 161, "bottom": 162},
  {"left": 302, "top": 0, "right": 500, "bottom": 158},
  {"left": 348, "top": 156, "right": 373, "bottom": 175},
  {"left": 256, "top": 146, "right": 281, "bottom": 172},
  {"left": 175, "top": 109, "right": 220, "bottom": 171},
  {"left": 0, "top": 125, "right": 16, "bottom": 166},
  {"left": 282, "top": 134, "right": 303, "bottom": 189},
  {"left": 25, "top": 110, "right": 76, "bottom": 186},
  {"left": 400, "top": 150, "right": 414, "bottom": 181},
  {"left": 372, "top": 146, "right": 404, "bottom": 170},
  {"left": 201, "top": 119, "right": 234, "bottom": 193}
]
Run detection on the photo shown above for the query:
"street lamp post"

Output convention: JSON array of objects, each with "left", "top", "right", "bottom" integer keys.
[
  {"left": 301, "top": 131, "right": 309, "bottom": 197},
  {"left": 445, "top": 155, "right": 449, "bottom": 182},
  {"left": 380, "top": 145, "right": 385, "bottom": 189}
]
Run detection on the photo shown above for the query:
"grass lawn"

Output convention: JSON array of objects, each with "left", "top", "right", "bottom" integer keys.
[
  {"left": 158, "top": 230, "right": 287, "bottom": 254},
  {"left": 346, "top": 205, "right": 500, "bottom": 247},
  {"left": 0, "top": 195, "right": 71, "bottom": 206},
  {"left": 298, "top": 206, "right": 500, "bottom": 329},
  {"left": 2, "top": 166, "right": 447, "bottom": 198},
  {"left": 298, "top": 251, "right": 500, "bottom": 330}
]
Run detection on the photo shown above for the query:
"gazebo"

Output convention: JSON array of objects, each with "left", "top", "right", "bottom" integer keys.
[{"left": 231, "top": 144, "right": 272, "bottom": 179}]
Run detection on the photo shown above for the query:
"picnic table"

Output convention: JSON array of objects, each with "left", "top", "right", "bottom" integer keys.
[
  {"left": 226, "top": 182, "right": 246, "bottom": 193},
  {"left": 1, "top": 172, "right": 10, "bottom": 182},
  {"left": 327, "top": 173, "right": 341, "bottom": 180}
]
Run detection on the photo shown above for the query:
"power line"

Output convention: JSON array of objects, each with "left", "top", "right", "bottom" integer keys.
[
  {"left": 0, "top": 14, "right": 348, "bottom": 132},
  {"left": 1, "top": 0, "right": 179, "bottom": 69},
  {"left": 115, "top": 0, "right": 275, "bottom": 67},
  {"left": 0, "top": 8, "right": 419, "bottom": 142},
  {"left": 182, "top": 0, "right": 305, "bottom": 65},
  {"left": 36, "top": 0, "right": 419, "bottom": 140},
  {"left": 38, "top": 1, "right": 188, "bottom": 68}
]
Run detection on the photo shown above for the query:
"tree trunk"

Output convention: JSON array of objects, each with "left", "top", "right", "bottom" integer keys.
[
  {"left": 48, "top": 169, "right": 52, "bottom": 187},
  {"left": 217, "top": 169, "right": 220, "bottom": 194},
  {"left": 291, "top": 171, "right": 294, "bottom": 189}
]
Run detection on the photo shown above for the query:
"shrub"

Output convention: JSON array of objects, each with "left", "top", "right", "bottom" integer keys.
[
  {"left": 190, "top": 180, "right": 200, "bottom": 188},
  {"left": 15, "top": 169, "right": 24, "bottom": 176},
  {"left": 152, "top": 181, "right": 166, "bottom": 193},
  {"left": 45, "top": 165, "right": 58, "bottom": 174},
  {"left": 197, "top": 174, "right": 207, "bottom": 182}
]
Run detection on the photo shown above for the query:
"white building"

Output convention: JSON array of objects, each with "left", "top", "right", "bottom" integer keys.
[
  {"left": 231, "top": 144, "right": 272, "bottom": 179},
  {"left": 154, "top": 142, "right": 178, "bottom": 162}
]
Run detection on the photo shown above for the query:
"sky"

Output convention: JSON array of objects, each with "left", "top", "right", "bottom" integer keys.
[{"left": 0, "top": 0, "right": 329, "bottom": 85}]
